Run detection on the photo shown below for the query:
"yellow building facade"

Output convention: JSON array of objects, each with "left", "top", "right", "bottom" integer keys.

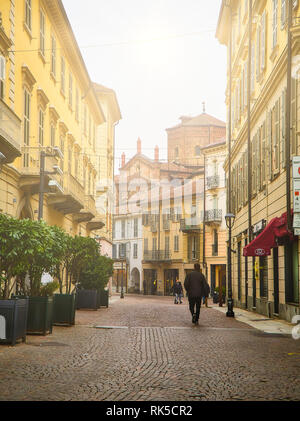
[
  {"left": 217, "top": 0, "right": 300, "bottom": 321},
  {"left": 0, "top": 0, "right": 105, "bottom": 237}
]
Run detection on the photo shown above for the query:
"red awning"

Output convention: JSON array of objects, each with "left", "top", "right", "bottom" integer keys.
[{"left": 243, "top": 211, "right": 294, "bottom": 257}]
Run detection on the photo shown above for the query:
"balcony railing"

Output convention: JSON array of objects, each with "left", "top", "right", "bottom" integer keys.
[
  {"left": 0, "top": 99, "right": 21, "bottom": 163},
  {"left": 206, "top": 175, "right": 220, "bottom": 190},
  {"left": 205, "top": 209, "right": 222, "bottom": 223},
  {"left": 143, "top": 250, "right": 171, "bottom": 262},
  {"left": 180, "top": 218, "right": 201, "bottom": 232}
]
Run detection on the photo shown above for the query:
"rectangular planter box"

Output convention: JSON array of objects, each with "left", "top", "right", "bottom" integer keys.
[
  {"left": 0, "top": 299, "right": 28, "bottom": 346},
  {"left": 98, "top": 290, "right": 109, "bottom": 308},
  {"left": 76, "top": 289, "right": 98, "bottom": 310},
  {"left": 53, "top": 294, "right": 76, "bottom": 326}
]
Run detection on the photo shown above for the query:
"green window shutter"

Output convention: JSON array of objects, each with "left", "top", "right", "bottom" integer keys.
[
  {"left": 282, "top": 88, "right": 286, "bottom": 168},
  {"left": 291, "top": 77, "right": 297, "bottom": 156},
  {"left": 268, "top": 110, "right": 273, "bottom": 181},
  {"left": 262, "top": 121, "right": 266, "bottom": 185}
]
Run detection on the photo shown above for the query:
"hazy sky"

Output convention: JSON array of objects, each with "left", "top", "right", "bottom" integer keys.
[{"left": 62, "top": 0, "right": 227, "bottom": 169}]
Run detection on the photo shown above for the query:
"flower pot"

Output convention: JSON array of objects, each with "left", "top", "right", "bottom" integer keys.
[
  {"left": 0, "top": 298, "right": 28, "bottom": 346},
  {"left": 13, "top": 296, "right": 53, "bottom": 335},
  {"left": 76, "top": 289, "right": 98, "bottom": 310},
  {"left": 53, "top": 294, "right": 76, "bottom": 326}
]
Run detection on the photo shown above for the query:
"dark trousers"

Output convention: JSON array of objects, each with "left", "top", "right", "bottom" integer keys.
[{"left": 188, "top": 297, "right": 202, "bottom": 321}]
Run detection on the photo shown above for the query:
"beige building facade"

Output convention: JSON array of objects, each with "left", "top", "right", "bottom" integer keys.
[{"left": 217, "top": 0, "right": 300, "bottom": 321}]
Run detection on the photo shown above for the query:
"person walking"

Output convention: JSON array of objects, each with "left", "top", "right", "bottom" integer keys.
[
  {"left": 184, "top": 263, "right": 208, "bottom": 325},
  {"left": 202, "top": 281, "right": 210, "bottom": 308},
  {"left": 173, "top": 280, "right": 183, "bottom": 304}
]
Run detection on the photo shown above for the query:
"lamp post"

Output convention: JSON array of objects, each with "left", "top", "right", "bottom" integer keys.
[
  {"left": 38, "top": 148, "right": 63, "bottom": 221},
  {"left": 225, "top": 212, "right": 235, "bottom": 318}
]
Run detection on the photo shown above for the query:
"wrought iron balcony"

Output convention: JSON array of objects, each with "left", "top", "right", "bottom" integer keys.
[
  {"left": 143, "top": 250, "right": 171, "bottom": 262},
  {"left": 0, "top": 99, "right": 21, "bottom": 163},
  {"left": 205, "top": 209, "right": 222, "bottom": 224},
  {"left": 180, "top": 218, "right": 202, "bottom": 233},
  {"left": 206, "top": 175, "right": 220, "bottom": 190}
]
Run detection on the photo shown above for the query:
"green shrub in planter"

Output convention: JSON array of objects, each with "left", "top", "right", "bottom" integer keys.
[
  {"left": 98, "top": 289, "right": 109, "bottom": 308},
  {"left": 76, "top": 289, "right": 98, "bottom": 310},
  {"left": 53, "top": 294, "right": 76, "bottom": 325}
]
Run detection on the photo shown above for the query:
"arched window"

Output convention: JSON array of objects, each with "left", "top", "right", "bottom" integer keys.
[{"left": 195, "top": 145, "right": 201, "bottom": 156}]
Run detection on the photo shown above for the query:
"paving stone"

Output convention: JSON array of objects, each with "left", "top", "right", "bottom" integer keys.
[{"left": 0, "top": 295, "right": 299, "bottom": 401}]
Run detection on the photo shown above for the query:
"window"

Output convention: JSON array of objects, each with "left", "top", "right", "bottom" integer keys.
[
  {"left": 281, "top": 88, "right": 287, "bottom": 168},
  {"left": 191, "top": 236, "right": 197, "bottom": 260},
  {"left": 133, "top": 244, "right": 138, "bottom": 259},
  {"left": 144, "top": 238, "right": 148, "bottom": 252},
  {"left": 195, "top": 145, "right": 201, "bottom": 157},
  {"left": 285, "top": 241, "right": 299, "bottom": 303},
  {"left": 69, "top": 73, "right": 73, "bottom": 108},
  {"left": 0, "top": 56, "right": 5, "bottom": 99},
  {"left": 60, "top": 136, "right": 64, "bottom": 171},
  {"left": 213, "top": 229, "right": 218, "bottom": 256},
  {"left": 39, "top": 10, "right": 45, "bottom": 56},
  {"left": 51, "top": 36, "right": 56, "bottom": 77},
  {"left": 273, "top": 0, "right": 278, "bottom": 49},
  {"left": 291, "top": 77, "right": 297, "bottom": 155},
  {"left": 121, "top": 220, "right": 125, "bottom": 238},
  {"left": 74, "top": 152, "right": 79, "bottom": 178},
  {"left": 61, "top": 57, "right": 65, "bottom": 94},
  {"left": 119, "top": 243, "right": 126, "bottom": 258},
  {"left": 50, "top": 123, "right": 55, "bottom": 147},
  {"left": 251, "top": 44, "right": 255, "bottom": 93},
  {"left": 175, "top": 147, "right": 179, "bottom": 159},
  {"left": 112, "top": 222, "right": 116, "bottom": 239},
  {"left": 281, "top": 0, "right": 287, "bottom": 28},
  {"left": 174, "top": 235, "right": 179, "bottom": 252},
  {"left": 112, "top": 244, "right": 117, "bottom": 259},
  {"left": 75, "top": 88, "right": 79, "bottom": 121},
  {"left": 152, "top": 237, "right": 157, "bottom": 251},
  {"left": 134, "top": 218, "right": 138, "bottom": 237},
  {"left": 23, "top": 89, "right": 30, "bottom": 167},
  {"left": 260, "top": 11, "right": 266, "bottom": 72},
  {"left": 38, "top": 109, "right": 44, "bottom": 146},
  {"left": 68, "top": 147, "right": 72, "bottom": 174},
  {"left": 165, "top": 236, "right": 170, "bottom": 251},
  {"left": 259, "top": 256, "right": 268, "bottom": 298},
  {"left": 25, "top": 0, "right": 32, "bottom": 31}
]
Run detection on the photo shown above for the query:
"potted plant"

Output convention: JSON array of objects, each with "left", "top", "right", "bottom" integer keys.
[
  {"left": 79, "top": 254, "right": 113, "bottom": 309},
  {"left": 15, "top": 221, "right": 66, "bottom": 335},
  {"left": 213, "top": 286, "right": 226, "bottom": 304},
  {"left": 0, "top": 214, "right": 30, "bottom": 345}
]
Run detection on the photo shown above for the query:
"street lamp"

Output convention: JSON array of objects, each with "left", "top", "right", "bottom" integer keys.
[
  {"left": 38, "top": 148, "right": 63, "bottom": 221},
  {"left": 225, "top": 212, "right": 235, "bottom": 318}
]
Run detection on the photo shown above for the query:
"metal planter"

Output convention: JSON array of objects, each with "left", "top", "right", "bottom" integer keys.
[
  {"left": 53, "top": 294, "right": 76, "bottom": 326},
  {"left": 76, "top": 289, "right": 98, "bottom": 310},
  {"left": 98, "top": 290, "right": 109, "bottom": 308},
  {"left": 0, "top": 299, "right": 28, "bottom": 346},
  {"left": 25, "top": 296, "right": 53, "bottom": 335}
]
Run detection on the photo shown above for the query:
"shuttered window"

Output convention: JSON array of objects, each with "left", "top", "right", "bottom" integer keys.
[
  {"left": 257, "top": 128, "right": 262, "bottom": 192},
  {"left": 281, "top": 0, "right": 287, "bottom": 28},
  {"left": 267, "top": 111, "right": 272, "bottom": 180},
  {"left": 261, "top": 122, "right": 266, "bottom": 186},
  {"left": 282, "top": 88, "right": 286, "bottom": 167},
  {"left": 291, "top": 77, "right": 297, "bottom": 155},
  {"left": 40, "top": 10, "right": 45, "bottom": 56},
  {"left": 251, "top": 44, "right": 255, "bottom": 93},
  {"left": 256, "top": 26, "right": 261, "bottom": 81},
  {"left": 273, "top": 0, "right": 278, "bottom": 49},
  {"left": 274, "top": 99, "right": 280, "bottom": 173},
  {"left": 261, "top": 11, "right": 266, "bottom": 72}
]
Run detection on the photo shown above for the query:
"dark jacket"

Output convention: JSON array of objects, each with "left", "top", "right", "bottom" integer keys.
[
  {"left": 184, "top": 271, "right": 207, "bottom": 299},
  {"left": 173, "top": 281, "right": 183, "bottom": 295}
]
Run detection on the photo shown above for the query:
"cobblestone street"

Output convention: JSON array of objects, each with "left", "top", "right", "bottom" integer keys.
[{"left": 0, "top": 295, "right": 300, "bottom": 401}]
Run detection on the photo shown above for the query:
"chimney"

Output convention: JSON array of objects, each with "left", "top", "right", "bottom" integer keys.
[
  {"left": 121, "top": 152, "right": 125, "bottom": 167},
  {"left": 154, "top": 145, "right": 159, "bottom": 162},
  {"left": 137, "top": 137, "right": 141, "bottom": 154}
]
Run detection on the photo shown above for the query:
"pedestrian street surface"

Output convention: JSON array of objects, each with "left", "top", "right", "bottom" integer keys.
[{"left": 0, "top": 295, "right": 299, "bottom": 401}]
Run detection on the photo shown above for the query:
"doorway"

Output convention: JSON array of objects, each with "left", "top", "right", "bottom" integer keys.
[
  {"left": 273, "top": 247, "right": 279, "bottom": 314},
  {"left": 164, "top": 269, "right": 179, "bottom": 296}
]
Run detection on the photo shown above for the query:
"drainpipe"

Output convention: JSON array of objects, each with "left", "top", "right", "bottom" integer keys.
[{"left": 247, "top": 0, "right": 253, "bottom": 244}]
